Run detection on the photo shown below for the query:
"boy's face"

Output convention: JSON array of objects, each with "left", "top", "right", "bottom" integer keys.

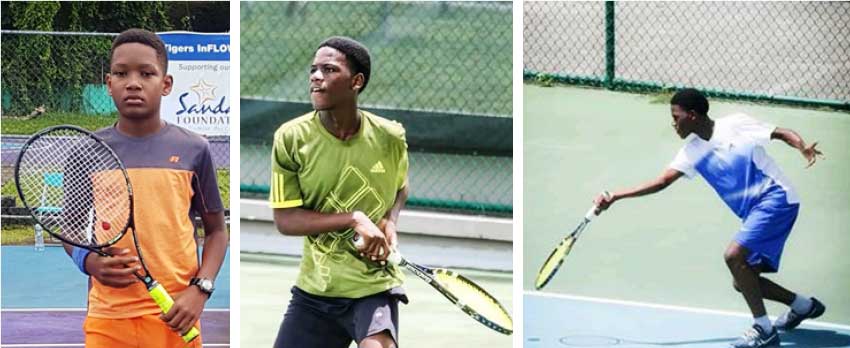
[
  {"left": 309, "top": 46, "right": 363, "bottom": 111},
  {"left": 670, "top": 104, "right": 696, "bottom": 139},
  {"left": 107, "top": 43, "right": 172, "bottom": 119}
]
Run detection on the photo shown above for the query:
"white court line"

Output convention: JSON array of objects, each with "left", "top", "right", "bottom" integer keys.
[
  {"left": 526, "top": 290, "right": 850, "bottom": 331},
  {"left": 1, "top": 308, "right": 229, "bottom": 312},
  {"left": 1, "top": 345, "right": 229, "bottom": 347}
]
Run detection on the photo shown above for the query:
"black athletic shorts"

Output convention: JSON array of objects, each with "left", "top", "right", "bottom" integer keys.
[{"left": 273, "top": 286, "right": 408, "bottom": 348}]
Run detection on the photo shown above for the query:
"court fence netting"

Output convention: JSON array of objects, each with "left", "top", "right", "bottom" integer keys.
[
  {"left": 241, "top": 2, "right": 513, "bottom": 216},
  {"left": 1, "top": 30, "right": 231, "bottom": 244},
  {"left": 524, "top": 1, "right": 850, "bottom": 111}
]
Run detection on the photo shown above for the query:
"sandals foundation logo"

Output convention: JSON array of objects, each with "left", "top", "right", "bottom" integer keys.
[
  {"left": 159, "top": 32, "right": 231, "bottom": 136},
  {"left": 174, "top": 78, "right": 230, "bottom": 127}
]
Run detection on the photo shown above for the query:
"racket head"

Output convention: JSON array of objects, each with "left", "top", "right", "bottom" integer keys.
[
  {"left": 534, "top": 234, "right": 577, "bottom": 290},
  {"left": 14, "top": 125, "right": 132, "bottom": 249},
  {"left": 431, "top": 268, "right": 513, "bottom": 335}
]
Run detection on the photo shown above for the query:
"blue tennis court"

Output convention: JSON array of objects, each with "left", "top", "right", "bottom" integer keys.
[
  {"left": 525, "top": 292, "right": 850, "bottom": 348},
  {"left": 523, "top": 83, "right": 850, "bottom": 347}
]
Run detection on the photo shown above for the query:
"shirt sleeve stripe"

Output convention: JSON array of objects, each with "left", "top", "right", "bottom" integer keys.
[
  {"left": 271, "top": 172, "right": 297, "bottom": 206},
  {"left": 271, "top": 172, "right": 278, "bottom": 203},
  {"left": 276, "top": 172, "right": 284, "bottom": 203}
]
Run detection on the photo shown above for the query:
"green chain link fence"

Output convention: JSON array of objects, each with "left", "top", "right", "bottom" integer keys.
[
  {"left": 524, "top": 1, "right": 850, "bottom": 110},
  {"left": 1, "top": 31, "right": 116, "bottom": 116},
  {"left": 240, "top": 2, "right": 513, "bottom": 216},
  {"left": 1, "top": 30, "right": 230, "bottom": 204}
]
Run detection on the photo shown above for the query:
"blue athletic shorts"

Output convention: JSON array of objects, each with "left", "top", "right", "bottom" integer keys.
[
  {"left": 273, "top": 286, "right": 408, "bottom": 348},
  {"left": 735, "top": 190, "right": 800, "bottom": 273}
]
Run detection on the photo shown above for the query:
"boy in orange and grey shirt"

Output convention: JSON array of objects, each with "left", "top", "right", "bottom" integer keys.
[{"left": 65, "top": 28, "right": 228, "bottom": 347}]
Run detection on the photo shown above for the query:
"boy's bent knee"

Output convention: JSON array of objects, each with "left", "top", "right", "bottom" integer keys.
[
  {"left": 360, "top": 331, "right": 396, "bottom": 348},
  {"left": 724, "top": 243, "right": 747, "bottom": 266}
]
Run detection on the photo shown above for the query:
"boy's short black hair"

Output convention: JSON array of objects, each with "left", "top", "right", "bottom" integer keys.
[
  {"left": 671, "top": 88, "right": 709, "bottom": 117},
  {"left": 317, "top": 36, "right": 371, "bottom": 94},
  {"left": 110, "top": 28, "right": 168, "bottom": 74}
]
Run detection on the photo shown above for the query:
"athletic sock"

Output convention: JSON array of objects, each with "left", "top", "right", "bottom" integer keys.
[
  {"left": 791, "top": 294, "right": 813, "bottom": 314},
  {"left": 755, "top": 315, "right": 773, "bottom": 333}
]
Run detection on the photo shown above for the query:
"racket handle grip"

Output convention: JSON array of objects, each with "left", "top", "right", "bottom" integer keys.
[
  {"left": 148, "top": 282, "right": 201, "bottom": 343},
  {"left": 584, "top": 206, "right": 597, "bottom": 221},
  {"left": 585, "top": 191, "right": 612, "bottom": 221},
  {"left": 352, "top": 235, "right": 403, "bottom": 265}
]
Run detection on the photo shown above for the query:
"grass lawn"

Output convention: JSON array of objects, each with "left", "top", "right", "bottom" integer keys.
[
  {"left": 1, "top": 224, "right": 36, "bottom": 245},
  {"left": 1, "top": 113, "right": 118, "bottom": 135}
]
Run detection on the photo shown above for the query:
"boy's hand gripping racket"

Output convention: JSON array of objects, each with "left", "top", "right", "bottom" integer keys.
[
  {"left": 14, "top": 125, "right": 200, "bottom": 342},
  {"left": 354, "top": 236, "right": 513, "bottom": 335},
  {"left": 534, "top": 191, "right": 611, "bottom": 290}
]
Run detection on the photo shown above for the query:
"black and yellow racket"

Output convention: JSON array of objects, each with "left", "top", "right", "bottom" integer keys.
[
  {"left": 354, "top": 236, "right": 513, "bottom": 335},
  {"left": 535, "top": 191, "right": 611, "bottom": 290},
  {"left": 14, "top": 125, "right": 199, "bottom": 342}
]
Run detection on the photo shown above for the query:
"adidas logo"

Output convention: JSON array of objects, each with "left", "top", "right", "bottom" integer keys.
[{"left": 370, "top": 161, "right": 386, "bottom": 173}]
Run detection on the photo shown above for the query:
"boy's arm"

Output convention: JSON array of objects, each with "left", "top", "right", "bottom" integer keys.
[
  {"left": 163, "top": 210, "right": 227, "bottom": 336},
  {"left": 771, "top": 127, "right": 823, "bottom": 168},
  {"left": 595, "top": 168, "right": 684, "bottom": 214},
  {"left": 196, "top": 210, "right": 228, "bottom": 284},
  {"left": 274, "top": 208, "right": 361, "bottom": 236},
  {"left": 380, "top": 184, "right": 409, "bottom": 248},
  {"left": 63, "top": 242, "right": 140, "bottom": 288},
  {"left": 273, "top": 208, "right": 390, "bottom": 261}
]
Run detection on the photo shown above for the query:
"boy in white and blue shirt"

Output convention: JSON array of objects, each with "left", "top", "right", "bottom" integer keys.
[{"left": 594, "top": 89, "right": 825, "bottom": 348}]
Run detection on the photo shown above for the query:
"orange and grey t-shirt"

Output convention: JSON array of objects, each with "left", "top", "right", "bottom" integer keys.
[{"left": 87, "top": 123, "right": 223, "bottom": 319}]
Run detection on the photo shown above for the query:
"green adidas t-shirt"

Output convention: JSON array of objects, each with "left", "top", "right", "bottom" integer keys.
[{"left": 269, "top": 110, "right": 408, "bottom": 298}]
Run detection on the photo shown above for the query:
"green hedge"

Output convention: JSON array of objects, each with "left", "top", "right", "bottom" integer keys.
[
  {"left": 1, "top": 2, "right": 229, "bottom": 115},
  {"left": 0, "top": 112, "right": 118, "bottom": 135}
]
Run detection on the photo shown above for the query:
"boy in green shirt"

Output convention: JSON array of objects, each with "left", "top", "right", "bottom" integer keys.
[{"left": 270, "top": 37, "right": 409, "bottom": 348}]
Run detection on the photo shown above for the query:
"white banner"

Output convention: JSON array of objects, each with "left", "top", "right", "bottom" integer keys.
[{"left": 159, "top": 32, "right": 230, "bottom": 136}]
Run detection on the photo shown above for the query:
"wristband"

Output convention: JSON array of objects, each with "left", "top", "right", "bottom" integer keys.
[{"left": 71, "top": 247, "right": 92, "bottom": 275}]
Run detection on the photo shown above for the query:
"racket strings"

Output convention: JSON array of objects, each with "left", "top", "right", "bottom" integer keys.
[
  {"left": 535, "top": 236, "right": 576, "bottom": 288},
  {"left": 16, "top": 128, "right": 130, "bottom": 247},
  {"left": 433, "top": 269, "right": 513, "bottom": 331}
]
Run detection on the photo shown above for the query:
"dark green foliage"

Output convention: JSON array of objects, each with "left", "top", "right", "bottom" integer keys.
[{"left": 1, "top": 2, "right": 229, "bottom": 115}]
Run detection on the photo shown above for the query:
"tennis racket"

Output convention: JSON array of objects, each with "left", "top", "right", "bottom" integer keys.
[
  {"left": 534, "top": 191, "right": 611, "bottom": 290},
  {"left": 354, "top": 235, "right": 513, "bottom": 335},
  {"left": 14, "top": 125, "right": 199, "bottom": 343}
]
